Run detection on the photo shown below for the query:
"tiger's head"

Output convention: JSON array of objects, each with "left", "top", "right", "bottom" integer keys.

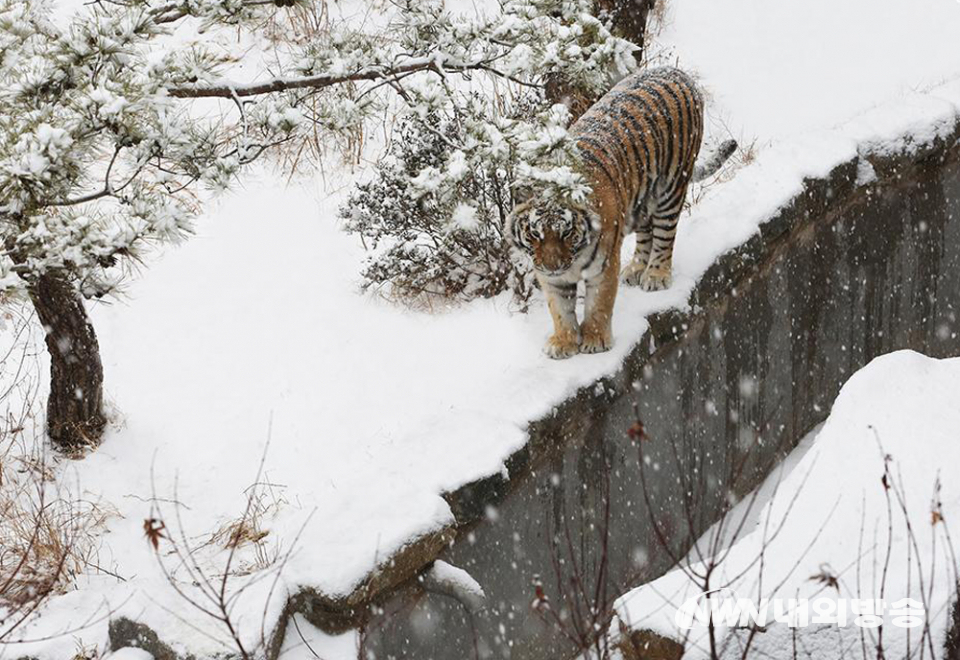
[{"left": 507, "top": 196, "right": 598, "bottom": 277}]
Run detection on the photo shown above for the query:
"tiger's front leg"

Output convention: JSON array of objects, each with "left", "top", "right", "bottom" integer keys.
[
  {"left": 539, "top": 276, "right": 580, "bottom": 359},
  {"left": 581, "top": 242, "right": 621, "bottom": 354}
]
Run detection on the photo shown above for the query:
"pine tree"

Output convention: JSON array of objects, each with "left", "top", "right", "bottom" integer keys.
[{"left": 0, "top": 0, "right": 636, "bottom": 451}]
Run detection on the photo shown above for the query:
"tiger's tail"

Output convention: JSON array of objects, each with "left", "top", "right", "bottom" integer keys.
[{"left": 691, "top": 139, "right": 738, "bottom": 182}]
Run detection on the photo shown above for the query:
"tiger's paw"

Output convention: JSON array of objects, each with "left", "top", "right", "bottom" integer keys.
[
  {"left": 580, "top": 327, "right": 613, "bottom": 354},
  {"left": 638, "top": 268, "right": 672, "bottom": 292},
  {"left": 621, "top": 262, "right": 647, "bottom": 287},
  {"left": 544, "top": 334, "right": 580, "bottom": 360}
]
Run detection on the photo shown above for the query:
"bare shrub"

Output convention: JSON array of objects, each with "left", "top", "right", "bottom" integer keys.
[
  {"left": 528, "top": 445, "right": 627, "bottom": 659},
  {"left": 689, "top": 137, "right": 756, "bottom": 207},
  {"left": 207, "top": 478, "right": 288, "bottom": 575},
  {"left": 146, "top": 440, "right": 312, "bottom": 660},
  {"left": 1, "top": 462, "right": 109, "bottom": 609},
  {"left": 0, "top": 306, "right": 116, "bottom": 642},
  {"left": 611, "top": 406, "right": 960, "bottom": 660}
]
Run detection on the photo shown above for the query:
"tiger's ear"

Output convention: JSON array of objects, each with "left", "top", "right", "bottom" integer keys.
[
  {"left": 568, "top": 198, "right": 601, "bottom": 232},
  {"left": 579, "top": 204, "right": 603, "bottom": 233},
  {"left": 505, "top": 204, "right": 535, "bottom": 251}
]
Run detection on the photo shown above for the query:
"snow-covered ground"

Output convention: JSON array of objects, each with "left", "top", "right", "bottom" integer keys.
[
  {"left": 613, "top": 351, "right": 960, "bottom": 659},
  {"left": 4, "top": 0, "right": 960, "bottom": 658}
]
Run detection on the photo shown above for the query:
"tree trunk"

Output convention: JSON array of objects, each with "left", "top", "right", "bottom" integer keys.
[
  {"left": 598, "top": 0, "right": 656, "bottom": 61},
  {"left": 547, "top": 0, "right": 657, "bottom": 123},
  {"left": 27, "top": 272, "right": 106, "bottom": 451}
]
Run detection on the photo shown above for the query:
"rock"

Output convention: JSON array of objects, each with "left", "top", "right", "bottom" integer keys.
[
  {"left": 265, "top": 524, "right": 456, "bottom": 659},
  {"left": 615, "top": 619, "right": 683, "bottom": 660},
  {"left": 108, "top": 618, "right": 188, "bottom": 660}
]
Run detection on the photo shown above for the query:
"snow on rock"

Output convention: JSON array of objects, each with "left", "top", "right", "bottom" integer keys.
[
  {"left": 423, "top": 559, "right": 487, "bottom": 612},
  {"left": 856, "top": 158, "right": 878, "bottom": 187},
  {"left": 613, "top": 351, "right": 960, "bottom": 659},
  {"left": 846, "top": 92, "right": 959, "bottom": 159}
]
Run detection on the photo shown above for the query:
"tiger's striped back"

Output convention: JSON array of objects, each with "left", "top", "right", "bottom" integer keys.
[{"left": 573, "top": 67, "right": 704, "bottom": 233}]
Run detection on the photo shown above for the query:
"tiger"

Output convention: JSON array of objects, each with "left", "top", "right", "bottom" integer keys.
[{"left": 507, "top": 67, "right": 737, "bottom": 359}]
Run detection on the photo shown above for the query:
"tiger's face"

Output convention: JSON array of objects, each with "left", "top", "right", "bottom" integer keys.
[{"left": 508, "top": 197, "right": 597, "bottom": 277}]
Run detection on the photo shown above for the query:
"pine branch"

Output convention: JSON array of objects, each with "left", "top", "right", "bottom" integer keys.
[{"left": 166, "top": 58, "right": 494, "bottom": 99}]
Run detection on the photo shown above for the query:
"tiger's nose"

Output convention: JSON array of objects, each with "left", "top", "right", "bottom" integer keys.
[{"left": 540, "top": 247, "right": 567, "bottom": 268}]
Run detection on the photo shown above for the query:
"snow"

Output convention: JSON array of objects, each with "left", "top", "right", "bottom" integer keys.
[
  {"left": 856, "top": 158, "right": 878, "bottom": 187},
  {"left": 451, "top": 202, "right": 480, "bottom": 231},
  {"left": 613, "top": 351, "right": 960, "bottom": 658},
  {"left": 4, "top": 0, "right": 960, "bottom": 657},
  {"left": 276, "top": 615, "right": 360, "bottom": 660},
  {"left": 423, "top": 560, "right": 487, "bottom": 612},
  {"left": 662, "top": 0, "right": 960, "bottom": 143},
  {"left": 106, "top": 649, "right": 154, "bottom": 660}
]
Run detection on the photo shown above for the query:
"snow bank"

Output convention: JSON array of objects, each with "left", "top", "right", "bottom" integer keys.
[
  {"left": 661, "top": 0, "right": 960, "bottom": 143},
  {"left": 5, "top": 0, "right": 960, "bottom": 657},
  {"left": 614, "top": 351, "right": 960, "bottom": 658}
]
